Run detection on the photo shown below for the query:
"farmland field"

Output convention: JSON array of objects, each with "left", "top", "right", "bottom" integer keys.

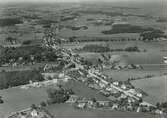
[
  {"left": 46, "top": 104, "right": 160, "bottom": 118},
  {"left": 131, "top": 75, "right": 167, "bottom": 105},
  {"left": 103, "top": 68, "right": 167, "bottom": 81},
  {"left": 0, "top": 80, "right": 108, "bottom": 118},
  {"left": 0, "top": 86, "right": 50, "bottom": 118},
  {"left": 60, "top": 80, "right": 108, "bottom": 101}
]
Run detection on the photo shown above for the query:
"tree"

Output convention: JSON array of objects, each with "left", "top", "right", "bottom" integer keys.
[
  {"left": 5, "top": 37, "right": 17, "bottom": 44},
  {"left": 22, "top": 40, "right": 32, "bottom": 45},
  {"left": 46, "top": 87, "right": 73, "bottom": 104},
  {"left": 91, "top": 97, "right": 97, "bottom": 103},
  {"left": 0, "top": 96, "right": 4, "bottom": 104},
  {"left": 31, "top": 104, "right": 37, "bottom": 109},
  {"left": 139, "top": 98, "right": 143, "bottom": 103},
  {"left": 40, "top": 101, "right": 47, "bottom": 107}
]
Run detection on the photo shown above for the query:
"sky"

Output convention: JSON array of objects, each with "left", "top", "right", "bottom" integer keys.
[{"left": 0, "top": 0, "right": 166, "bottom": 3}]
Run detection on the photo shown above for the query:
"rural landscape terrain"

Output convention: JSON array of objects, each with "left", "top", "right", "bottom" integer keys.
[{"left": 0, "top": 0, "right": 167, "bottom": 118}]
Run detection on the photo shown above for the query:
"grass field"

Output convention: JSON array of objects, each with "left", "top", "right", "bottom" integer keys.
[
  {"left": 131, "top": 75, "right": 167, "bottom": 105},
  {"left": 46, "top": 104, "right": 159, "bottom": 118},
  {"left": 0, "top": 86, "right": 50, "bottom": 118},
  {"left": 79, "top": 51, "right": 167, "bottom": 65},
  {"left": 0, "top": 80, "right": 108, "bottom": 118},
  {"left": 103, "top": 69, "right": 167, "bottom": 81},
  {"left": 61, "top": 80, "right": 108, "bottom": 101}
]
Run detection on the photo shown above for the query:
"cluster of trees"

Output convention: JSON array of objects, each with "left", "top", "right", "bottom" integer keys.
[
  {"left": 30, "top": 104, "right": 55, "bottom": 118},
  {"left": 47, "top": 86, "right": 74, "bottom": 104},
  {"left": 5, "top": 37, "right": 17, "bottom": 44},
  {"left": 82, "top": 44, "right": 110, "bottom": 52},
  {"left": 156, "top": 17, "right": 167, "bottom": 22},
  {"left": 156, "top": 102, "right": 167, "bottom": 109},
  {"left": 0, "top": 96, "right": 4, "bottom": 104},
  {"left": 37, "top": 19, "right": 58, "bottom": 26},
  {"left": 0, "top": 70, "right": 44, "bottom": 89},
  {"left": 102, "top": 24, "right": 147, "bottom": 34},
  {"left": 101, "top": 24, "right": 166, "bottom": 40},
  {"left": 140, "top": 29, "right": 166, "bottom": 41},
  {"left": 67, "top": 26, "right": 88, "bottom": 31},
  {"left": 0, "top": 18, "right": 23, "bottom": 27},
  {"left": 66, "top": 36, "right": 138, "bottom": 43},
  {"left": 22, "top": 40, "right": 33, "bottom": 45},
  {"left": 127, "top": 74, "right": 155, "bottom": 81},
  {"left": 61, "top": 16, "right": 76, "bottom": 21},
  {"left": 124, "top": 46, "right": 140, "bottom": 52},
  {"left": 79, "top": 10, "right": 124, "bottom": 17},
  {"left": 0, "top": 46, "right": 60, "bottom": 65},
  {"left": 81, "top": 44, "right": 140, "bottom": 52}
]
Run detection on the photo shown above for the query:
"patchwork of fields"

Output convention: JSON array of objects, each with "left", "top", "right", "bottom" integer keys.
[{"left": 0, "top": 1, "right": 167, "bottom": 118}]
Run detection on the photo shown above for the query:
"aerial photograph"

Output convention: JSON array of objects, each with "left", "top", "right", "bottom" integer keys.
[{"left": 0, "top": 0, "right": 167, "bottom": 118}]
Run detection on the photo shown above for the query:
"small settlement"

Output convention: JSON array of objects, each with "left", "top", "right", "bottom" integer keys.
[
  {"left": 8, "top": 107, "right": 54, "bottom": 118},
  {"left": 6, "top": 27, "right": 164, "bottom": 118}
]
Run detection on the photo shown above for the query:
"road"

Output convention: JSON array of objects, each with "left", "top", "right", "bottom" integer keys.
[
  {"left": 88, "top": 69, "right": 156, "bottom": 107},
  {"left": 48, "top": 39, "right": 157, "bottom": 108}
]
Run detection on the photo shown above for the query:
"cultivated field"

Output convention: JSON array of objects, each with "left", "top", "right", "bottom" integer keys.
[
  {"left": 0, "top": 86, "right": 50, "bottom": 118},
  {"left": 131, "top": 75, "right": 167, "bottom": 105},
  {"left": 46, "top": 104, "right": 159, "bottom": 118},
  {"left": 60, "top": 80, "right": 108, "bottom": 101}
]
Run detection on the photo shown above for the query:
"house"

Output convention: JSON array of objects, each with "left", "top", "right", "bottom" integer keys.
[
  {"left": 136, "top": 93, "right": 142, "bottom": 98},
  {"left": 100, "top": 90, "right": 110, "bottom": 97},
  {"left": 113, "top": 81, "right": 119, "bottom": 86},
  {"left": 155, "top": 109, "right": 163, "bottom": 115},
  {"left": 106, "top": 86, "right": 113, "bottom": 91},
  {"left": 41, "top": 73, "right": 58, "bottom": 80},
  {"left": 58, "top": 73, "right": 65, "bottom": 78},
  {"left": 31, "top": 109, "right": 38, "bottom": 117},
  {"left": 100, "top": 79, "right": 109, "bottom": 85},
  {"left": 128, "top": 89, "right": 142, "bottom": 98},
  {"left": 66, "top": 95, "right": 78, "bottom": 103},
  {"left": 77, "top": 102, "right": 86, "bottom": 109},
  {"left": 127, "top": 89, "right": 136, "bottom": 94},
  {"left": 127, "top": 105, "right": 133, "bottom": 111},
  {"left": 87, "top": 100, "right": 94, "bottom": 108},
  {"left": 89, "top": 83, "right": 101, "bottom": 90},
  {"left": 52, "top": 79, "right": 58, "bottom": 84},
  {"left": 136, "top": 107, "right": 141, "bottom": 112},
  {"left": 119, "top": 94, "right": 127, "bottom": 99},
  {"left": 128, "top": 97, "right": 135, "bottom": 103},
  {"left": 121, "top": 84, "right": 127, "bottom": 90},
  {"left": 112, "top": 104, "right": 118, "bottom": 110},
  {"left": 99, "top": 81, "right": 106, "bottom": 88},
  {"left": 97, "top": 101, "right": 110, "bottom": 107}
]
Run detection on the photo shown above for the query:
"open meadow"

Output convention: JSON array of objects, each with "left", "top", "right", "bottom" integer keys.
[
  {"left": 0, "top": 87, "right": 50, "bottom": 118},
  {"left": 46, "top": 104, "right": 160, "bottom": 118},
  {"left": 131, "top": 75, "right": 167, "bottom": 105}
]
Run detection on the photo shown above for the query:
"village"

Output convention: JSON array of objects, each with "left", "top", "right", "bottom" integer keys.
[
  {"left": 5, "top": 25, "right": 165, "bottom": 118},
  {"left": 0, "top": 2, "right": 167, "bottom": 118}
]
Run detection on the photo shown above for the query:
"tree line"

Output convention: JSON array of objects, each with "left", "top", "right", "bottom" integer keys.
[
  {"left": 0, "top": 45, "right": 60, "bottom": 65},
  {"left": 0, "top": 70, "right": 44, "bottom": 89},
  {"left": 79, "top": 44, "right": 140, "bottom": 53}
]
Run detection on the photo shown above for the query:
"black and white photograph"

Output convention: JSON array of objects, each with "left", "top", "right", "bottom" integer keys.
[{"left": 0, "top": 0, "right": 167, "bottom": 118}]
